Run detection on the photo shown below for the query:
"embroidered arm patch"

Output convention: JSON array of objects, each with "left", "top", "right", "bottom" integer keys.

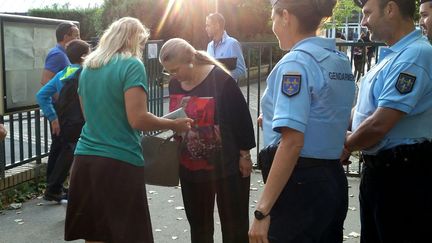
[
  {"left": 395, "top": 72, "right": 416, "bottom": 94},
  {"left": 281, "top": 73, "right": 301, "bottom": 97}
]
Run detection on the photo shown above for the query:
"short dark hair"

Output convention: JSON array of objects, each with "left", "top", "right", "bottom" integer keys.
[
  {"left": 379, "top": 0, "right": 415, "bottom": 19},
  {"left": 354, "top": 0, "right": 415, "bottom": 19},
  {"left": 274, "top": 0, "right": 336, "bottom": 34},
  {"left": 66, "top": 39, "right": 90, "bottom": 64},
  {"left": 56, "top": 22, "right": 77, "bottom": 42},
  {"left": 206, "top": 13, "right": 225, "bottom": 29}
]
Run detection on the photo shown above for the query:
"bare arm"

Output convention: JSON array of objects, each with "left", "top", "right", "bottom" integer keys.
[
  {"left": 249, "top": 127, "right": 304, "bottom": 243},
  {"left": 125, "top": 87, "right": 192, "bottom": 133},
  {"left": 345, "top": 107, "right": 405, "bottom": 152},
  {"left": 40, "top": 69, "right": 56, "bottom": 86}
]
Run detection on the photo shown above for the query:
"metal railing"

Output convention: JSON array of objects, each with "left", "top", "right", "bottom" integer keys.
[
  {"left": 1, "top": 40, "right": 385, "bottom": 178},
  {"left": 0, "top": 40, "right": 164, "bottom": 178}
]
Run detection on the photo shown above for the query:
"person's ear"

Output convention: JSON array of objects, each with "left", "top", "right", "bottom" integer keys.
[
  {"left": 282, "top": 9, "right": 291, "bottom": 27},
  {"left": 386, "top": 1, "right": 397, "bottom": 18}
]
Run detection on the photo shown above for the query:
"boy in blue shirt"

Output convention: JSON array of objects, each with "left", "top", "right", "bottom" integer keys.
[{"left": 37, "top": 39, "right": 90, "bottom": 202}]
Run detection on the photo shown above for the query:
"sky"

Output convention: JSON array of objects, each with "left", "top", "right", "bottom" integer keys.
[{"left": 0, "top": 0, "right": 104, "bottom": 13}]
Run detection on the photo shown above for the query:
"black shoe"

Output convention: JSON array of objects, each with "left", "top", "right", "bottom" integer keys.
[{"left": 43, "top": 191, "right": 64, "bottom": 203}]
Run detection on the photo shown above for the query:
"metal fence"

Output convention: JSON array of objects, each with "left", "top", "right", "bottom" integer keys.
[
  {"left": 1, "top": 40, "right": 384, "bottom": 178},
  {"left": 0, "top": 40, "right": 165, "bottom": 178}
]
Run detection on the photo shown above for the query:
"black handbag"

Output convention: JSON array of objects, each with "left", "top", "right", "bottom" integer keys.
[
  {"left": 141, "top": 133, "right": 180, "bottom": 187},
  {"left": 257, "top": 143, "right": 278, "bottom": 183}
]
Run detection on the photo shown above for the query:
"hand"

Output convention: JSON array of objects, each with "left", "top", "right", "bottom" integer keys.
[
  {"left": 340, "top": 146, "right": 352, "bottom": 165},
  {"left": 239, "top": 153, "right": 252, "bottom": 178},
  {"left": 51, "top": 119, "right": 61, "bottom": 136},
  {"left": 257, "top": 113, "right": 263, "bottom": 129},
  {"left": 0, "top": 124, "right": 7, "bottom": 141},
  {"left": 172, "top": 118, "right": 193, "bottom": 133},
  {"left": 340, "top": 131, "right": 352, "bottom": 165},
  {"left": 249, "top": 216, "right": 271, "bottom": 243}
]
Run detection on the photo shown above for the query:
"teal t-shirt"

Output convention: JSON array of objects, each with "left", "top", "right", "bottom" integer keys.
[{"left": 75, "top": 55, "right": 148, "bottom": 166}]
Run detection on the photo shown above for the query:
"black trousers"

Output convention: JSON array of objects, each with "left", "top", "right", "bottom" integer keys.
[
  {"left": 268, "top": 161, "right": 348, "bottom": 243},
  {"left": 180, "top": 174, "right": 250, "bottom": 243},
  {"left": 46, "top": 134, "right": 75, "bottom": 194},
  {"left": 46, "top": 134, "right": 63, "bottom": 189},
  {"left": 360, "top": 156, "right": 432, "bottom": 243}
]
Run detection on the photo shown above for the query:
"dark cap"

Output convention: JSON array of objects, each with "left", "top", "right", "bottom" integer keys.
[
  {"left": 353, "top": 0, "right": 367, "bottom": 7},
  {"left": 420, "top": 0, "right": 432, "bottom": 4}
]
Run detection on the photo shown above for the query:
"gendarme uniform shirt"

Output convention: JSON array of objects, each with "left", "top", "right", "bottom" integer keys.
[
  {"left": 352, "top": 30, "right": 432, "bottom": 155},
  {"left": 261, "top": 37, "right": 355, "bottom": 159}
]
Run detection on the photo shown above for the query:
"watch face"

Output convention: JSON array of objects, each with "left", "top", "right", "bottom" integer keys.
[{"left": 254, "top": 210, "right": 265, "bottom": 220}]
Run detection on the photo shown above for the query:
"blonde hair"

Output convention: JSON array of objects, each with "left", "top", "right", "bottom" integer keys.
[
  {"left": 84, "top": 17, "right": 150, "bottom": 69},
  {"left": 159, "top": 38, "right": 230, "bottom": 75}
]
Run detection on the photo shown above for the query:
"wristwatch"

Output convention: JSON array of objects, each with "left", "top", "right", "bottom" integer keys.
[{"left": 254, "top": 210, "right": 268, "bottom": 220}]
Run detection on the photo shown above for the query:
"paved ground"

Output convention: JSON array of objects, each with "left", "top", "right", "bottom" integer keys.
[{"left": 0, "top": 172, "right": 361, "bottom": 243}]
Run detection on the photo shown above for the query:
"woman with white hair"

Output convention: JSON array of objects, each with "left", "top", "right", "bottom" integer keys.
[
  {"left": 65, "top": 17, "right": 192, "bottom": 243},
  {"left": 159, "top": 38, "right": 256, "bottom": 243}
]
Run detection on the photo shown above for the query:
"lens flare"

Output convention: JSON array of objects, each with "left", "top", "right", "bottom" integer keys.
[{"left": 155, "top": 0, "right": 183, "bottom": 36}]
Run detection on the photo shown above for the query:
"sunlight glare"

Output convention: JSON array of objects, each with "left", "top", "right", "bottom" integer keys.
[{"left": 155, "top": 0, "right": 183, "bottom": 36}]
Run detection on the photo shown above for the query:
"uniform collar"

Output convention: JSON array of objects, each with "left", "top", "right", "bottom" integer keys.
[
  {"left": 388, "top": 29, "right": 422, "bottom": 53},
  {"left": 213, "top": 31, "right": 229, "bottom": 47},
  {"left": 291, "top": 37, "right": 336, "bottom": 51}
]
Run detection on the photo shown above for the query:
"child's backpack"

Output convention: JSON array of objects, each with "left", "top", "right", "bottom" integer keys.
[{"left": 55, "top": 68, "right": 85, "bottom": 143}]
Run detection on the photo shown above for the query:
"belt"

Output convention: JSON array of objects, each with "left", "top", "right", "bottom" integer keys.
[
  {"left": 297, "top": 157, "right": 339, "bottom": 169},
  {"left": 362, "top": 141, "right": 432, "bottom": 169}
]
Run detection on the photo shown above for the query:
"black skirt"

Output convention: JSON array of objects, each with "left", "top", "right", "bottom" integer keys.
[{"left": 65, "top": 155, "right": 154, "bottom": 243}]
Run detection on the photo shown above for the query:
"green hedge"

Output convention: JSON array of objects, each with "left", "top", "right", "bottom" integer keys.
[{"left": 28, "top": 7, "right": 103, "bottom": 40}]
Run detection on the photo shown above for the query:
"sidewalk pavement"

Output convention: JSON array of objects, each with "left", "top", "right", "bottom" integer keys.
[{"left": 0, "top": 172, "right": 362, "bottom": 243}]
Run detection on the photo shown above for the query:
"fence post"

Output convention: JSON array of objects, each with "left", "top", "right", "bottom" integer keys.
[{"left": 0, "top": 116, "right": 5, "bottom": 179}]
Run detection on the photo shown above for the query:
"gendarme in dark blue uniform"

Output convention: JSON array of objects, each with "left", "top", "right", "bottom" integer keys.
[
  {"left": 352, "top": 29, "right": 432, "bottom": 243},
  {"left": 261, "top": 37, "right": 356, "bottom": 242}
]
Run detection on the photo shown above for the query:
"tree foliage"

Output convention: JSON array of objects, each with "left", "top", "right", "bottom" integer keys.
[
  {"left": 331, "top": 0, "right": 360, "bottom": 28},
  {"left": 29, "top": 4, "right": 102, "bottom": 40}
]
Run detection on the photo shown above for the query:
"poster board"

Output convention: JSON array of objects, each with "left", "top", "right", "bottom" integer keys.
[{"left": 0, "top": 14, "right": 78, "bottom": 115}]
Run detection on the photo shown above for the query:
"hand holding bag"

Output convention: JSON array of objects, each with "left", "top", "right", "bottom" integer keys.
[{"left": 141, "top": 133, "right": 180, "bottom": 187}]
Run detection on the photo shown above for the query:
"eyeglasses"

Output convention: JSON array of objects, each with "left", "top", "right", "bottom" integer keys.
[
  {"left": 162, "top": 68, "right": 178, "bottom": 76},
  {"left": 162, "top": 65, "right": 183, "bottom": 76}
]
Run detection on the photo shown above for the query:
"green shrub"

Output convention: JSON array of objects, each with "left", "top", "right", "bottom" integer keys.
[{"left": 28, "top": 6, "right": 103, "bottom": 40}]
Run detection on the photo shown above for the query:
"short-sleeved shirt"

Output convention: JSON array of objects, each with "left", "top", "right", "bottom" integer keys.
[
  {"left": 44, "top": 44, "right": 70, "bottom": 73},
  {"left": 352, "top": 30, "right": 432, "bottom": 155},
  {"left": 207, "top": 31, "right": 246, "bottom": 80},
  {"left": 261, "top": 37, "right": 356, "bottom": 159},
  {"left": 75, "top": 55, "right": 148, "bottom": 166},
  {"left": 169, "top": 67, "right": 256, "bottom": 182}
]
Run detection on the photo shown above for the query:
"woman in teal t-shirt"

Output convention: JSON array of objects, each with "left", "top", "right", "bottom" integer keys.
[{"left": 64, "top": 17, "right": 192, "bottom": 243}]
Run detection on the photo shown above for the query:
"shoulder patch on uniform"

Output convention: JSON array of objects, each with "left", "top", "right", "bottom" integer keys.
[
  {"left": 281, "top": 73, "right": 301, "bottom": 97},
  {"left": 395, "top": 72, "right": 416, "bottom": 94}
]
